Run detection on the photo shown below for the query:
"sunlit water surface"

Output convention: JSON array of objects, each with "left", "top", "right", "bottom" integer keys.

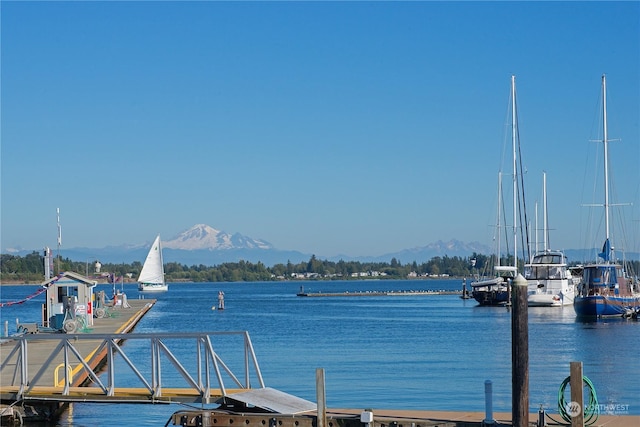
[{"left": 1, "top": 279, "right": 638, "bottom": 426}]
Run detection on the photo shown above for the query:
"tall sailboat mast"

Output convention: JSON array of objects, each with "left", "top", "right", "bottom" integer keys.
[
  {"left": 602, "top": 74, "right": 610, "bottom": 246},
  {"left": 543, "top": 172, "right": 548, "bottom": 251},
  {"left": 497, "top": 172, "right": 502, "bottom": 267},
  {"left": 511, "top": 75, "right": 518, "bottom": 270}
]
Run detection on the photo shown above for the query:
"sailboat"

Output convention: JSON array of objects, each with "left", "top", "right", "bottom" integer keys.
[
  {"left": 573, "top": 75, "right": 640, "bottom": 317},
  {"left": 525, "top": 173, "right": 577, "bottom": 307},
  {"left": 137, "top": 235, "right": 168, "bottom": 292},
  {"left": 471, "top": 172, "right": 514, "bottom": 306},
  {"left": 471, "top": 75, "right": 525, "bottom": 306}
]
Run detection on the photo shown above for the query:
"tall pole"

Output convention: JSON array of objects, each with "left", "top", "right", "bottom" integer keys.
[
  {"left": 497, "top": 172, "right": 502, "bottom": 267},
  {"left": 316, "top": 368, "right": 326, "bottom": 427},
  {"left": 512, "top": 273, "right": 529, "bottom": 426},
  {"left": 510, "top": 76, "right": 529, "bottom": 427},
  {"left": 56, "top": 208, "right": 62, "bottom": 274},
  {"left": 511, "top": 75, "right": 518, "bottom": 272},
  {"left": 570, "top": 361, "right": 585, "bottom": 427},
  {"left": 602, "top": 74, "right": 610, "bottom": 245},
  {"left": 543, "top": 172, "right": 548, "bottom": 251}
]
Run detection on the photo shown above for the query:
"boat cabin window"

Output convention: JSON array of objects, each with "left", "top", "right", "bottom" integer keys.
[
  {"left": 583, "top": 265, "right": 617, "bottom": 288},
  {"left": 532, "top": 254, "right": 564, "bottom": 264},
  {"left": 524, "top": 265, "right": 564, "bottom": 280}
]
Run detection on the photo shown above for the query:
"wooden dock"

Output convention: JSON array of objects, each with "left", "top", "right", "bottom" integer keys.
[{"left": 0, "top": 298, "right": 155, "bottom": 421}]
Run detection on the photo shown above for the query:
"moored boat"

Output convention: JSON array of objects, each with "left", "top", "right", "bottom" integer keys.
[
  {"left": 573, "top": 75, "right": 640, "bottom": 317},
  {"left": 574, "top": 256, "right": 640, "bottom": 317},
  {"left": 471, "top": 268, "right": 513, "bottom": 306},
  {"left": 471, "top": 75, "right": 528, "bottom": 306},
  {"left": 525, "top": 174, "right": 576, "bottom": 307},
  {"left": 525, "top": 250, "right": 576, "bottom": 307}
]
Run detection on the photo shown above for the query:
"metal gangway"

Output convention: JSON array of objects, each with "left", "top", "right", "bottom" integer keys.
[{"left": 0, "top": 331, "right": 265, "bottom": 404}]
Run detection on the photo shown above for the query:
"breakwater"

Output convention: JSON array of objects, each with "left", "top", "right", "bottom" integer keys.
[{"left": 296, "top": 289, "right": 462, "bottom": 297}]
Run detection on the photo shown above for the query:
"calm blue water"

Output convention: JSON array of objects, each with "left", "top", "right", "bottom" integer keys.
[{"left": 1, "top": 279, "right": 639, "bottom": 426}]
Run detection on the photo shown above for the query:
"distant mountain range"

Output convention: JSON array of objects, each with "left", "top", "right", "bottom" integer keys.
[
  {"left": 3, "top": 223, "right": 636, "bottom": 267},
  {"left": 162, "top": 224, "right": 273, "bottom": 250}
]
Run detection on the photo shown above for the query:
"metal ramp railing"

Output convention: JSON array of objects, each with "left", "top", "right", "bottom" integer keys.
[{"left": 0, "top": 331, "right": 264, "bottom": 404}]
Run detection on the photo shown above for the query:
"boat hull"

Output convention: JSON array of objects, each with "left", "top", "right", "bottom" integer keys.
[
  {"left": 138, "top": 283, "right": 168, "bottom": 292},
  {"left": 472, "top": 290, "right": 509, "bottom": 306},
  {"left": 574, "top": 295, "right": 640, "bottom": 317},
  {"left": 527, "top": 285, "right": 574, "bottom": 307},
  {"left": 471, "top": 277, "right": 510, "bottom": 306},
  {"left": 527, "top": 293, "right": 564, "bottom": 307}
]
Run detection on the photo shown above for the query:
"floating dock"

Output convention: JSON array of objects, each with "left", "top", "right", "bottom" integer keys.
[
  {"left": 297, "top": 290, "right": 462, "bottom": 297},
  {"left": 168, "top": 407, "right": 640, "bottom": 427}
]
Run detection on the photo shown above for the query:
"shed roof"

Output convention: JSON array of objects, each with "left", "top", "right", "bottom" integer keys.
[{"left": 40, "top": 271, "right": 97, "bottom": 288}]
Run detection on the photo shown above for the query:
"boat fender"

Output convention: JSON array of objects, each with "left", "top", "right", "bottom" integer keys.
[{"left": 63, "top": 319, "right": 78, "bottom": 333}]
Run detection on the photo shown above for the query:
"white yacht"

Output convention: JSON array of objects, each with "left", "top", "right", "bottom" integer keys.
[{"left": 525, "top": 249, "right": 576, "bottom": 306}]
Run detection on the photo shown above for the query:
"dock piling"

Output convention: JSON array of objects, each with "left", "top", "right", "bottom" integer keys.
[
  {"left": 511, "top": 274, "right": 529, "bottom": 427},
  {"left": 483, "top": 380, "right": 495, "bottom": 426},
  {"left": 570, "top": 361, "right": 584, "bottom": 427},
  {"left": 316, "top": 368, "right": 326, "bottom": 427}
]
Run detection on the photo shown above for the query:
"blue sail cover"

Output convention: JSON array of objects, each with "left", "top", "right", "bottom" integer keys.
[{"left": 598, "top": 238, "right": 610, "bottom": 262}]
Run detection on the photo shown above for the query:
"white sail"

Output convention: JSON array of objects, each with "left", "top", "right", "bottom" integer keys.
[{"left": 138, "top": 235, "right": 167, "bottom": 291}]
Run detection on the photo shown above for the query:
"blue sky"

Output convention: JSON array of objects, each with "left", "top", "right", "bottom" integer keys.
[{"left": 1, "top": 1, "right": 639, "bottom": 258}]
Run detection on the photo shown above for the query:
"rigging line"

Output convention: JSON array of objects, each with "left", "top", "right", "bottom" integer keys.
[
  {"left": 514, "top": 95, "right": 531, "bottom": 265},
  {"left": 544, "top": 175, "right": 551, "bottom": 250},
  {"left": 500, "top": 179, "right": 511, "bottom": 260},
  {"left": 578, "top": 86, "right": 605, "bottom": 261}
]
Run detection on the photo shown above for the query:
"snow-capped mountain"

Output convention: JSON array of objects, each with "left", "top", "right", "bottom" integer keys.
[
  {"left": 163, "top": 224, "right": 273, "bottom": 250},
  {"left": 401, "top": 239, "right": 490, "bottom": 257},
  {"left": 328, "top": 239, "right": 491, "bottom": 263},
  {"left": 14, "top": 224, "right": 597, "bottom": 267}
]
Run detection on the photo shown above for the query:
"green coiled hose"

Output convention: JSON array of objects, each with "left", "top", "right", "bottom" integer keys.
[{"left": 546, "top": 375, "right": 599, "bottom": 426}]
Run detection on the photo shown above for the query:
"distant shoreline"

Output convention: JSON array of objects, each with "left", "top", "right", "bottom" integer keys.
[{"left": 1, "top": 277, "right": 467, "bottom": 286}]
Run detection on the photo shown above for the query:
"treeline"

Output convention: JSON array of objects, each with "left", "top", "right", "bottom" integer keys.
[
  {"left": 0, "top": 252, "right": 497, "bottom": 283},
  {"left": 4, "top": 252, "right": 638, "bottom": 284}
]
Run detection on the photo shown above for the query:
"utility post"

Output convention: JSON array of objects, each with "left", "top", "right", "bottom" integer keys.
[
  {"left": 316, "top": 368, "right": 327, "bottom": 427},
  {"left": 570, "top": 361, "right": 584, "bottom": 427},
  {"left": 511, "top": 274, "right": 529, "bottom": 426}
]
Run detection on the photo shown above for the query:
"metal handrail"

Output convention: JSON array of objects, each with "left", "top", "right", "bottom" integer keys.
[{"left": 0, "top": 331, "right": 264, "bottom": 404}]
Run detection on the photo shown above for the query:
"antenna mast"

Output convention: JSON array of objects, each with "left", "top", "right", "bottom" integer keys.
[{"left": 56, "top": 208, "right": 62, "bottom": 274}]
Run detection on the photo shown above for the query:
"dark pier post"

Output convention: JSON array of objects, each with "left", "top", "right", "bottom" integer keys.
[
  {"left": 511, "top": 274, "right": 529, "bottom": 427},
  {"left": 570, "top": 361, "right": 584, "bottom": 427}
]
